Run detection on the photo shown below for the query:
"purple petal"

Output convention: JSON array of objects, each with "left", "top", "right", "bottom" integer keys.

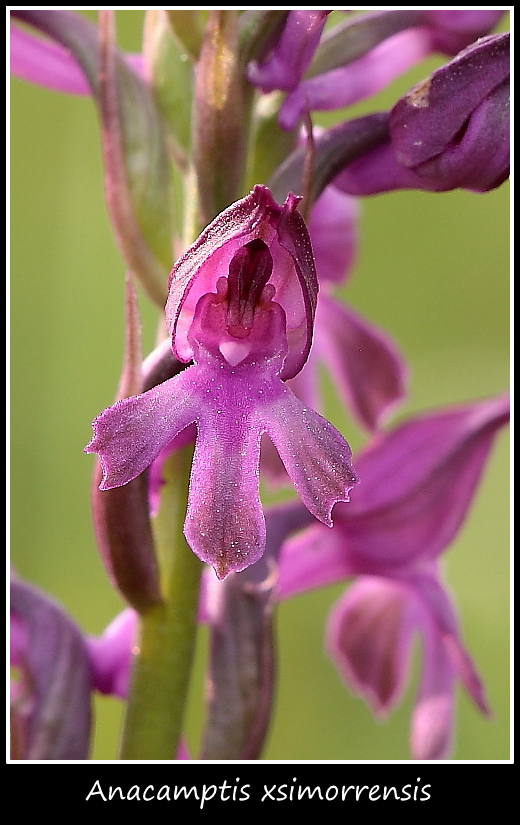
[
  {"left": 10, "top": 19, "right": 144, "bottom": 94},
  {"left": 246, "top": 10, "right": 330, "bottom": 92},
  {"left": 407, "top": 80, "right": 510, "bottom": 192},
  {"left": 313, "top": 294, "right": 408, "bottom": 431},
  {"left": 335, "top": 132, "right": 510, "bottom": 196},
  {"left": 85, "top": 369, "right": 200, "bottom": 489},
  {"left": 326, "top": 569, "right": 487, "bottom": 759},
  {"left": 308, "top": 185, "right": 359, "bottom": 286},
  {"left": 274, "top": 193, "right": 319, "bottom": 380},
  {"left": 285, "top": 359, "right": 322, "bottom": 413},
  {"left": 264, "top": 384, "right": 358, "bottom": 527},
  {"left": 326, "top": 578, "right": 416, "bottom": 716},
  {"left": 348, "top": 394, "right": 509, "bottom": 514},
  {"left": 10, "top": 22, "right": 91, "bottom": 94},
  {"left": 259, "top": 360, "right": 322, "bottom": 484},
  {"left": 409, "top": 610, "right": 455, "bottom": 760},
  {"left": 279, "top": 28, "right": 434, "bottom": 130},
  {"left": 335, "top": 34, "right": 510, "bottom": 196},
  {"left": 277, "top": 522, "right": 358, "bottom": 600},
  {"left": 414, "top": 572, "right": 490, "bottom": 715}
]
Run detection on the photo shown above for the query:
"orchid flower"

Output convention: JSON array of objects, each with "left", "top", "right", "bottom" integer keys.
[
  {"left": 10, "top": 577, "right": 92, "bottom": 760},
  {"left": 247, "top": 10, "right": 505, "bottom": 130},
  {"left": 277, "top": 393, "right": 510, "bottom": 759},
  {"left": 336, "top": 33, "right": 510, "bottom": 196},
  {"left": 86, "top": 185, "right": 358, "bottom": 579}
]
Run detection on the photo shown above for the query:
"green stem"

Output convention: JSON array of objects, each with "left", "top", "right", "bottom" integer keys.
[{"left": 119, "top": 445, "right": 202, "bottom": 760}]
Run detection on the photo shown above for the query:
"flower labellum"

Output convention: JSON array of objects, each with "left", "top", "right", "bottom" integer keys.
[{"left": 86, "top": 186, "right": 358, "bottom": 579}]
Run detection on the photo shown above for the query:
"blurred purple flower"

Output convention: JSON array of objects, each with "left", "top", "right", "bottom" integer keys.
[
  {"left": 86, "top": 186, "right": 358, "bottom": 579},
  {"left": 247, "top": 10, "right": 505, "bottom": 131},
  {"left": 335, "top": 33, "right": 510, "bottom": 195},
  {"left": 277, "top": 393, "right": 510, "bottom": 758},
  {"left": 10, "top": 577, "right": 92, "bottom": 760}
]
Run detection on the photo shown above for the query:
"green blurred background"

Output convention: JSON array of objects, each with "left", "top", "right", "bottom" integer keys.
[{"left": 10, "top": 11, "right": 510, "bottom": 761}]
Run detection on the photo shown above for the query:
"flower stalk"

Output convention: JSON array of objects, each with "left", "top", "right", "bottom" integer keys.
[{"left": 119, "top": 445, "right": 202, "bottom": 760}]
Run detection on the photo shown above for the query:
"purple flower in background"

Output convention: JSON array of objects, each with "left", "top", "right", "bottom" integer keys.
[
  {"left": 277, "top": 394, "right": 510, "bottom": 758},
  {"left": 247, "top": 10, "right": 505, "bottom": 131},
  {"left": 336, "top": 33, "right": 510, "bottom": 195},
  {"left": 10, "top": 577, "right": 92, "bottom": 760},
  {"left": 86, "top": 186, "right": 358, "bottom": 579},
  {"left": 277, "top": 27, "right": 437, "bottom": 132},
  {"left": 326, "top": 571, "right": 483, "bottom": 760}
]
